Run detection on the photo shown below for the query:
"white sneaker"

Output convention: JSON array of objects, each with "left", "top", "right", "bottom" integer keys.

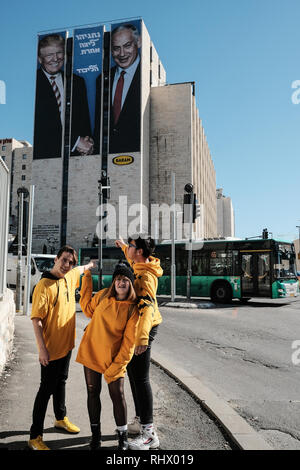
[
  {"left": 129, "top": 429, "right": 160, "bottom": 450},
  {"left": 128, "top": 416, "right": 141, "bottom": 435}
]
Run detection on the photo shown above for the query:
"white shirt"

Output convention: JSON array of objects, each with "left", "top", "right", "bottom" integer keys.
[{"left": 112, "top": 55, "right": 140, "bottom": 109}]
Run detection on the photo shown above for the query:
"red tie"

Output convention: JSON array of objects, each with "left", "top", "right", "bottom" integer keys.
[
  {"left": 50, "top": 75, "right": 61, "bottom": 112},
  {"left": 113, "top": 71, "right": 125, "bottom": 124}
]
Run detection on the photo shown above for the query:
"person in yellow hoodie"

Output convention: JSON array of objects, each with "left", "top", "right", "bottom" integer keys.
[
  {"left": 28, "top": 245, "right": 95, "bottom": 451},
  {"left": 76, "top": 261, "right": 139, "bottom": 450},
  {"left": 115, "top": 235, "right": 163, "bottom": 450}
]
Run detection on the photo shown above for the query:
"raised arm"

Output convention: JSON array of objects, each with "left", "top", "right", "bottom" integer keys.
[
  {"left": 77, "top": 260, "right": 96, "bottom": 275},
  {"left": 115, "top": 239, "right": 133, "bottom": 268},
  {"left": 79, "top": 270, "right": 102, "bottom": 318}
]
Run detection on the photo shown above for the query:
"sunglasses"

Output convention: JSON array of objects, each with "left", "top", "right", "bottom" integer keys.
[{"left": 128, "top": 242, "right": 137, "bottom": 249}]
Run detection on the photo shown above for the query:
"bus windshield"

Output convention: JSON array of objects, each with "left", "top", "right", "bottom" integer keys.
[{"left": 274, "top": 244, "right": 297, "bottom": 279}]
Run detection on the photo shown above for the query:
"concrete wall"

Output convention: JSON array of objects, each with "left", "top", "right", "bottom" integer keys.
[
  {"left": 150, "top": 82, "right": 217, "bottom": 240},
  {"left": 31, "top": 158, "right": 62, "bottom": 253},
  {"left": 0, "top": 289, "right": 15, "bottom": 376}
]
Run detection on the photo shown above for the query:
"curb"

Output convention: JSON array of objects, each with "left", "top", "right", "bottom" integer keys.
[
  {"left": 151, "top": 352, "right": 273, "bottom": 451},
  {"left": 160, "top": 301, "right": 217, "bottom": 309}
]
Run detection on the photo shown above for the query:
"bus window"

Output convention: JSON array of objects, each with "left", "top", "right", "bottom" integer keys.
[
  {"left": 155, "top": 245, "right": 171, "bottom": 275},
  {"left": 232, "top": 250, "right": 239, "bottom": 275},
  {"left": 175, "top": 244, "right": 187, "bottom": 275},
  {"left": 192, "top": 250, "right": 208, "bottom": 275},
  {"left": 209, "top": 251, "right": 233, "bottom": 276},
  {"left": 274, "top": 245, "right": 297, "bottom": 279}
]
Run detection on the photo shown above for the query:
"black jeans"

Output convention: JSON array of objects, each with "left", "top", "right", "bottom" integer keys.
[
  {"left": 127, "top": 325, "right": 158, "bottom": 425},
  {"left": 30, "top": 351, "right": 71, "bottom": 439}
]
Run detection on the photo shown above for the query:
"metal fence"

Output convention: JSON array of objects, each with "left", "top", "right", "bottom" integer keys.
[{"left": 0, "top": 157, "right": 10, "bottom": 299}]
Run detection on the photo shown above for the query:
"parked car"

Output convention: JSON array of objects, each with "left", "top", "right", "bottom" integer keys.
[{"left": 6, "top": 254, "right": 55, "bottom": 301}]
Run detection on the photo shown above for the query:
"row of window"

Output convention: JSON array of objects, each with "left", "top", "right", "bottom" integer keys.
[
  {"left": 1, "top": 149, "right": 28, "bottom": 159},
  {"left": 1, "top": 157, "right": 27, "bottom": 171}
]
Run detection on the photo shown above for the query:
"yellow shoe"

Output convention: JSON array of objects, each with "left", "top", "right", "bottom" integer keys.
[
  {"left": 54, "top": 416, "right": 80, "bottom": 433},
  {"left": 28, "top": 435, "right": 50, "bottom": 450}
]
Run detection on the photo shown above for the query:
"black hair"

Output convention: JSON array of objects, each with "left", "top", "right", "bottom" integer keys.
[
  {"left": 56, "top": 245, "right": 78, "bottom": 265},
  {"left": 128, "top": 235, "right": 155, "bottom": 258}
]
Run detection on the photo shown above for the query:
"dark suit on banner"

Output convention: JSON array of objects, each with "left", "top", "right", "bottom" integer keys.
[
  {"left": 94, "top": 62, "right": 141, "bottom": 155},
  {"left": 33, "top": 68, "right": 92, "bottom": 159}
]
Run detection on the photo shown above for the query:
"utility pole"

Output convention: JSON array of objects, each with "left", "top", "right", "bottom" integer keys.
[
  {"left": 171, "top": 172, "right": 176, "bottom": 301},
  {"left": 184, "top": 183, "right": 194, "bottom": 300},
  {"left": 296, "top": 225, "right": 300, "bottom": 267},
  {"left": 16, "top": 187, "right": 29, "bottom": 313},
  {"left": 24, "top": 185, "right": 34, "bottom": 316},
  {"left": 97, "top": 170, "right": 110, "bottom": 290}
]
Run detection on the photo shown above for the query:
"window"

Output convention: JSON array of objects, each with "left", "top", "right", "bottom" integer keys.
[
  {"left": 22, "top": 175, "right": 26, "bottom": 181},
  {"left": 22, "top": 154, "right": 27, "bottom": 160},
  {"left": 192, "top": 250, "right": 208, "bottom": 275},
  {"left": 22, "top": 164, "right": 26, "bottom": 170},
  {"left": 1, "top": 156, "right": 5, "bottom": 161},
  {"left": 2, "top": 145, "right": 6, "bottom": 151},
  {"left": 208, "top": 251, "right": 233, "bottom": 276}
]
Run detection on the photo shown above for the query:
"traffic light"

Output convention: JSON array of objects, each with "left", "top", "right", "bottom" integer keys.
[
  {"left": 183, "top": 186, "right": 201, "bottom": 223},
  {"left": 183, "top": 192, "right": 193, "bottom": 223},
  {"left": 262, "top": 228, "right": 268, "bottom": 239},
  {"left": 193, "top": 196, "right": 201, "bottom": 221}
]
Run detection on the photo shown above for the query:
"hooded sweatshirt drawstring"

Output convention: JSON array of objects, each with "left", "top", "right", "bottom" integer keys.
[{"left": 41, "top": 271, "right": 69, "bottom": 307}]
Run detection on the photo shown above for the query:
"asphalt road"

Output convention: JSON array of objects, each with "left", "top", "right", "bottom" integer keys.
[{"left": 155, "top": 296, "right": 300, "bottom": 450}]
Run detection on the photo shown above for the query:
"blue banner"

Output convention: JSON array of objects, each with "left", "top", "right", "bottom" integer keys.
[{"left": 72, "top": 25, "right": 104, "bottom": 155}]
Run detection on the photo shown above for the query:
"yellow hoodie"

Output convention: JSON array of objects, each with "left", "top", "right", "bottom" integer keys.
[
  {"left": 31, "top": 268, "right": 80, "bottom": 361},
  {"left": 121, "top": 244, "right": 163, "bottom": 346},
  {"left": 76, "top": 271, "right": 139, "bottom": 384}
]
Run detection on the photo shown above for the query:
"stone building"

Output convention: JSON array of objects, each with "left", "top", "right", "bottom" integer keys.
[
  {"left": 3, "top": 19, "right": 217, "bottom": 254},
  {"left": 0, "top": 138, "right": 32, "bottom": 233},
  {"left": 216, "top": 188, "right": 235, "bottom": 238}
]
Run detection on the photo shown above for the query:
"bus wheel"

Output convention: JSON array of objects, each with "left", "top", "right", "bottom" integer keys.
[{"left": 211, "top": 282, "right": 232, "bottom": 303}]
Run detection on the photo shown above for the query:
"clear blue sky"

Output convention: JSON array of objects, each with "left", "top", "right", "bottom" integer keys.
[{"left": 0, "top": 0, "right": 299, "bottom": 240}]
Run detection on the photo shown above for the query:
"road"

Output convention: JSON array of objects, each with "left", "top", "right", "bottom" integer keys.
[{"left": 155, "top": 296, "right": 300, "bottom": 450}]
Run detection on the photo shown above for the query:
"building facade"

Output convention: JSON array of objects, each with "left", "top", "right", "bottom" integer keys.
[
  {"left": 150, "top": 82, "right": 216, "bottom": 240},
  {"left": 216, "top": 188, "right": 235, "bottom": 238},
  {"left": 4, "top": 19, "right": 218, "bottom": 254},
  {"left": 0, "top": 138, "right": 33, "bottom": 234}
]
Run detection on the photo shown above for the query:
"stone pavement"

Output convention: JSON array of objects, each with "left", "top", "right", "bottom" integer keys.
[{"left": 0, "top": 313, "right": 232, "bottom": 451}]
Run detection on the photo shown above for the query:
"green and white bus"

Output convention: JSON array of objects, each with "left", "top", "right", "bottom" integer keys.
[{"left": 78, "top": 237, "right": 299, "bottom": 302}]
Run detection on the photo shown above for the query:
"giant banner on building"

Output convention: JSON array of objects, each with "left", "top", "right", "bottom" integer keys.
[
  {"left": 108, "top": 20, "right": 142, "bottom": 155},
  {"left": 71, "top": 26, "right": 104, "bottom": 156},
  {"left": 33, "top": 31, "right": 67, "bottom": 159}
]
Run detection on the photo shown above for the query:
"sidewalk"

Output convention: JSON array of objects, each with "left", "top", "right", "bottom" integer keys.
[{"left": 0, "top": 313, "right": 232, "bottom": 451}]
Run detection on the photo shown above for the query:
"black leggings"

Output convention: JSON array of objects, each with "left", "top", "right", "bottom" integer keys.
[
  {"left": 127, "top": 325, "right": 158, "bottom": 425},
  {"left": 84, "top": 367, "right": 127, "bottom": 428}
]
